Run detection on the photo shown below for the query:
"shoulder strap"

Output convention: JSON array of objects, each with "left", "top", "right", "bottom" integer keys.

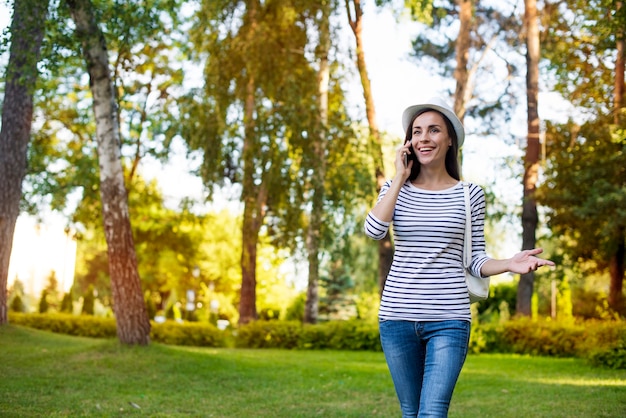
[{"left": 462, "top": 182, "right": 472, "bottom": 268}]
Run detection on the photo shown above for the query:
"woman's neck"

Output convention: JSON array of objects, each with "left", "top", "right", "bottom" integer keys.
[{"left": 412, "top": 168, "right": 457, "bottom": 191}]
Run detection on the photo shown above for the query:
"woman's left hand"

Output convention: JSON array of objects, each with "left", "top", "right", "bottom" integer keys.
[{"left": 508, "top": 248, "right": 555, "bottom": 274}]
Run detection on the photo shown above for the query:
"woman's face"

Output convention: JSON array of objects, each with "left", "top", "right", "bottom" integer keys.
[{"left": 408, "top": 110, "right": 452, "bottom": 167}]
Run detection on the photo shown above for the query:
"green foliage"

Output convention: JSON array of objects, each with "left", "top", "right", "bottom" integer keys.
[
  {"left": 9, "top": 295, "right": 26, "bottom": 313},
  {"left": 38, "top": 290, "right": 49, "bottom": 314},
  {"left": 300, "top": 320, "right": 381, "bottom": 351},
  {"left": 284, "top": 293, "right": 306, "bottom": 321},
  {"left": 59, "top": 291, "right": 73, "bottom": 313},
  {"left": 235, "top": 320, "right": 381, "bottom": 351},
  {"left": 474, "top": 281, "right": 517, "bottom": 320},
  {"left": 235, "top": 320, "right": 303, "bottom": 349},
  {"left": 319, "top": 257, "right": 355, "bottom": 320},
  {"left": 25, "top": 0, "right": 187, "bottom": 217},
  {"left": 470, "top": 317, "right": 626, "bottom": 363},
  {"left": 541, "top": 0, "right": 621, "bottom": 112},
  {"left": 9, "top": 312, "right": 117, "bottom": 338},
  {"left": 81, "top": 285, "right": 95, "bottom": 315},
  {"left": 8, "top": 312, "right": 626, "bottom": 369},
  {"left": 150, "top": 321, "right": 227, "bottom": 347},
  {"left": 538, "top": 118, "right": 626, "bottom": 271},
  {"left": 588, "top": 332, "right": 626, "bottom": 369},
  {"left": 8, "top": 279, "right": 28, "bottom": 313}
]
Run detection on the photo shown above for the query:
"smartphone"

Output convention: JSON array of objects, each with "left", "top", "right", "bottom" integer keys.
[{"left": 403, "top": 139, "right": 411, "bottom": 167}]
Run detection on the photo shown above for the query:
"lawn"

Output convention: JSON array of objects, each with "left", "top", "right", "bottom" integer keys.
[{"left": 1, "top": 325, "right": 624, "bottom": 417}]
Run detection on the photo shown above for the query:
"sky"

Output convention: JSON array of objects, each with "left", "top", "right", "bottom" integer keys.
[{"left": 3, "top": 2, "right": 569, "bottom": 295}]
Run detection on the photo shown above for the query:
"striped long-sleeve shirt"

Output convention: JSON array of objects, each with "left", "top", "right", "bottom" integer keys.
[{"left": 364, "top": 181, "right": 490, "bottom": 322}]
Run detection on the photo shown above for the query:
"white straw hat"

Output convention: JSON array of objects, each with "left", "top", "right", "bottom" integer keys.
[{"left": 401, "top": 97, "right": 465, "bottom": 147}]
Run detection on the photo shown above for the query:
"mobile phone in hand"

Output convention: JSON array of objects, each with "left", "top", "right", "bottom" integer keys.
[{"left": 403, "top": 139, "right": 411, "bottom": 167}]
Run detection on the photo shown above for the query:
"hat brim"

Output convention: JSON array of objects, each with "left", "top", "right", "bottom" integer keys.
[{"left": 402, "top": 103, "right": 465, "bottom": 147}]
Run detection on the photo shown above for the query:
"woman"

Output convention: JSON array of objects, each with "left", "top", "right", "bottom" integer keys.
[{"left": 364, "top": 97, "right": 554, "bottom": 417}]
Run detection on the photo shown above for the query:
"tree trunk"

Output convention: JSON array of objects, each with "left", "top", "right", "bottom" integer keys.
[
  {"left": 304, "top": 1, "right": 331, "bottom": 324},
  {"left": 608, "top": 232, "right": 625, "bottom": 314},
  {"left": 238, "top": 44, "right": 264, "bottom": 324},
  {"left": 0, "top": 0, "right": 49, "bottom": 325},
  {"left": 609, "top": 2, "right": 624, "bottom": 313},
  {"left": 517, "top": 0, "right": 541, "bottom": 317},
  {"left": 67, "top": 0, "right": 150, "bottom": 344},
  {"left": 453, "top": 0, "right": 472, "bottom": 123},
  {"left": 346, "top": 0, "right": 392, "bottom": 294},
  {"left": 614, "top": 1, "right": 624, "bottom": 124}
]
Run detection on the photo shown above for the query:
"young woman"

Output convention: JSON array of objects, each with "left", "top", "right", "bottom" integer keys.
[{"left": 364, "top": 97, "right": 554, "bottom": 417}]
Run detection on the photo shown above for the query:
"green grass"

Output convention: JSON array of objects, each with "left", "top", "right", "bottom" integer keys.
[{"left": 1, "top": 325, "right": 625, "bottom": 417}]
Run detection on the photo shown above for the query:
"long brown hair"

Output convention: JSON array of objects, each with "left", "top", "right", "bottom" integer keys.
[{"left": 404, "top": 109, "right": 461, "bottom": 181}]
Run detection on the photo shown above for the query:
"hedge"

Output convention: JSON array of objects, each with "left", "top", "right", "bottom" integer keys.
[{"left": 8, "top": 312, "right": 626, "bottom": 368}]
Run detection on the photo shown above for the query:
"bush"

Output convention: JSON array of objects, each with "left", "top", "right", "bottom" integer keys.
[
  {"left": 9, "top": 311, "right": 625, "bottom": 369},
  {"left": 471, "top": 317, "right": 626, "bottom": 360},
  {"left": 587, "top": 329, "right": 626, "bottom": 369},
  {"left": 300, "top": 321, "right": 381, "bottom": 351},
  {"left": 60, "top": 292, "right": 73, "bottom": 313},
  {"left": 235, "top": 320, "right": 302, "bottom": 349},
  {"left": 10, "top": 295, "right": 26, "bottom": 313},
  {"left": 9, "top": 312, "right": 117, "bottom": 338},
  {"left": 151, "top": 321, "right": 228, "bottom": 347},
  {"left": 38, "top": 290, "right": 49, "bottom": 314},
  {"left": 82, "top": 286, "right": 95, "bottom": 315},
  {"left": 235, "top": 320, "right": 381, "bottom": 351}
]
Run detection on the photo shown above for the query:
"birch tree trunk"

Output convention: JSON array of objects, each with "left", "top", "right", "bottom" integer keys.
[
  {"left": 67, "top": 0, "right": 150, "bottom": 344},
  {"left": 517, "top": 0, "right": 541, "bottom": 316},
  {"left": 304, "top": 0, "right": 331, "bottom": 324},
  {"left": 0, "top": 0, "right": 49, "bottom": 325},
  {"left": 346, "top": 0, "right": 392, "bottom": 294}
]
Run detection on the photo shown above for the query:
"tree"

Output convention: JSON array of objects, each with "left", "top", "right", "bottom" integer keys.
[
  {"left": 60, "top": 290, "right": 74, "bottom": 313},
  {"left": 185, "top": 0, "right": 331, "bottom": 324},
  {"left": 346, "top": 0, "right": 393, "bottom": 295},
  {"left": 82, "top": 284, "right": 95, "bottom": 315},
  {"left": 66, "top": 0, "right": 150, "bottom": 344},
  {"left": 401, "top": 0, "right": 524, "bottom": 135},
  {"left": 38, "top": 290, "right": 50, "bottom": 313},
  {"left": 538, "top": 0, "right": 625, "bottom": 314},
  {"left": 0, "top": 0, "right": 49, "bottom": 325},
  {"left": 304, "top": 0, "right": 331, "bottom": 324},
  {"left": 517, "top": 0, "right": 541, "bottom": 316}
]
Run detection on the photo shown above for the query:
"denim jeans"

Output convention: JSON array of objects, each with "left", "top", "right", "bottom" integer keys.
[{"left": 379, "top": 320, "right": 470, "bottom": 418}]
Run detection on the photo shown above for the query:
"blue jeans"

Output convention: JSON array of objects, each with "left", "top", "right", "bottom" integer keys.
[{"left": 379, "top": 320, "right": 470, "bottom": 418}]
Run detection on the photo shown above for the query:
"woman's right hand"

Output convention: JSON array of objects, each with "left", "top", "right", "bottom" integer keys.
[{"left": 395, "top": 142, "right": 413, "bottom": 181}]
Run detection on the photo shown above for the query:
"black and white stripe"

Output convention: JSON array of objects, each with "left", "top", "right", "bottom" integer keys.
[{"left": 364, "top": 181, "right": 489, "bottom": 322}]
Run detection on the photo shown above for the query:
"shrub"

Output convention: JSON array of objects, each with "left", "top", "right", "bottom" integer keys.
[
  {"left": 588, "top": 342, "right": 626, "bottom": 369},
  {"left": 8, "top": 311, "right": 625, "bottom": 369},
  {"left": 9, "top": 312, "right": 117, "bottom": 338},
  {"left": 313, "top": 320, "right": 380, "bottom": 351},
  {"left": 471, "top": 317, "right": 626, "bottom": 359},
  {"left": 38, "top": 290, "right": 49, "bottom": 314},
  {"left": 235, "top": 320, "right": 381, "bottom": 351},
  {"left": 82, "top": 286, "right": 95, "bottom": 315},
  {"left": 10, "top": 295, "right": 26, "bottom": 313},
  {"left": 60, "top": 292, "right": 73, "bottom": 313},
  {"left": 151, "top": 322, "right": 227, "bottom": 347},
  {"left": 587, "top": 328, "right": 626, "bottom": 369},
  {"left": 235, "top": 320, "right": 302, "bottom": 349}
]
